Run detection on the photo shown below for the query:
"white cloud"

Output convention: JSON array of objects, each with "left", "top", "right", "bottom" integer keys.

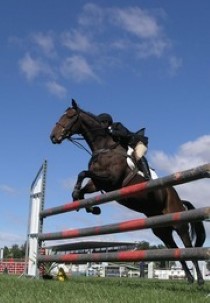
[
  {"left": 112, "top": 7, "right": 161, "bottom": 39},
  {"left": 46, "top": 80, "right": 67, "bottom": 98},
  {"left": 79, "top": 4, "right": 170, "bottom": 58},
  {"left": 32, "top": 32, "right": 55, "bottom": 57},
  {"left": 79, "top": 4, "right": 163, "bottom": 39},
  {"left": 112, "top": 7, "right": 170, "bottom": 58},
  {"left": 180, "top": 135, "right": 210, "bottom": 158},
  {"left": 150, "top": 135, "right": 210, "bottom": 174},
  {"left": 61, "top": 30, "right": 94, "bottom": 53},
  {"left": 19, "top": 53, "right": 53, "bottom": 81},
  {"left": 136, "top": 39, "right": 170, "bottom": 58},
  {"left": 19, "top": 53, "right": 42, "bottom": 80},
  {"left": 17, "top": 4, "right": 179, "bottom": 94},
  {"left": 0, "top": 184, "right": 16, "bottom": 194},
  {"left": 169, "top": 56, "right": 183, "bottom": 76},
  {"left": 78, "top": 3, "right": 104, "bottom": 27},
  {"left": 60, "top": 55, "right": 99, "bottom": 82}
]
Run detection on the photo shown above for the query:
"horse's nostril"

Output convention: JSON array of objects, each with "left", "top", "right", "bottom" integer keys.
[{"left": 50, "top": 135, "right": 56, "bottom": 144}]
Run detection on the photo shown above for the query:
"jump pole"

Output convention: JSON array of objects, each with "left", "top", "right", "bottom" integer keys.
[
  {"left": 38, "top": 206, "right": 210, "bottom": 241},
  {"left": 40, "top": 163, "right": 210, "bottom": 219},
  {"left": 38, "top": 247, "right": 210, "bottom": 264}
]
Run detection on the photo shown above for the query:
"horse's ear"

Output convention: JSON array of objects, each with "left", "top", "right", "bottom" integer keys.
[{"left": 72, "top": 99, "right": 78, "bottom": 109}]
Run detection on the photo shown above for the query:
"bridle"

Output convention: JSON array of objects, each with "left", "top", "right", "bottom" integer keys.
[
  {"left": 52, "top": 105, "right": 126, "bottom": 161},
  {"left": 56, "top": 109, "right": 81, "bottom": 140},
  {"left": 55, "top": 107, "right": 104, "bottom": 155}
]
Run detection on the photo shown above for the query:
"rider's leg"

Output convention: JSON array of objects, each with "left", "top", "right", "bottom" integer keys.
[
  {"left": 137, "top": 157, "right": 150, "bottom": 180},
  {"left": 134, "top": 142, "right": 150, "bottom": 179}
]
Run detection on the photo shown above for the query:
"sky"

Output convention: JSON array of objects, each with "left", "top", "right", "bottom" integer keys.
[{"left": 1, "top": 0, "right": 210, "bottom": 252}]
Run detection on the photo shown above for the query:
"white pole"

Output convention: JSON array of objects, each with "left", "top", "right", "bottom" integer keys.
[
  {"left": 148, "top": 262, "right": 154, "bottom": 279},
  {"left": 25, "top": 160, "right": 47, "bottom": 277},
  {"left": 0, "top": 248, "right": 3, "bottom": 260}
]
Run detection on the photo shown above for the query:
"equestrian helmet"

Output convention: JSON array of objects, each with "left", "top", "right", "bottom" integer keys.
[{"left": 98, "top": 113, "right": 113, "bottom": 125}]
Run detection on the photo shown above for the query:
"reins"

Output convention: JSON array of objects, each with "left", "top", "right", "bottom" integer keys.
[
  {"left": 67, "top": 137, "right": 124, "bottom": 158},
  {"left": 67, "top": 137, "right": 92, "bottom": 156}
]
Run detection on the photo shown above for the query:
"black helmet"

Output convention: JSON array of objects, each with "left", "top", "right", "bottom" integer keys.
[{"left": 98, "top": 113, "right": 113, "bottom": 125}]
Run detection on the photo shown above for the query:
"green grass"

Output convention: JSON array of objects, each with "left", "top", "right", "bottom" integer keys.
[{"left": 0, "top": 275, "right": 210, "bottom": 303}]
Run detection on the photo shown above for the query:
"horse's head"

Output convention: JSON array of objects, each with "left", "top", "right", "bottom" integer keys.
[
  {"left": 50, "top": 99, "right": 102, "bottom": 144},
  {"left": 50, "top": 99, "right": 82, "bottom": 144}
]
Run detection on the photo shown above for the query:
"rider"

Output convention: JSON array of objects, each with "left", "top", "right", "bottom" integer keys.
[{"left": 98, "top": 113, "right": 150, "bottom": 180}]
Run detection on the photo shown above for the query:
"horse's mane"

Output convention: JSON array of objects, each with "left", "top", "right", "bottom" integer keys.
[
  {"left": 71, "top": 105, "right": 102, "bottom": 126},
  {"left": 83, "top": 110, "right": 100, "bottom": 124}
]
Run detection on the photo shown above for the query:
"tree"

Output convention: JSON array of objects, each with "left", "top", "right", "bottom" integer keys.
[
  {"left": 3, "top": 243, "right": 26, "bottom": 259},
  {"left": 135, "top": 241, "right": 150, "bottom": 250},
  {"left": 10, "top": 244, "right": 23, "bottom": 258},
  {"left": 3, "top": 246, "right": 10, "bottom": 258}
]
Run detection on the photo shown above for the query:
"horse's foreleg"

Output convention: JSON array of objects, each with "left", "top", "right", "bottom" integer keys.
[
  {"left": 72, "top": 170, "right": 101, "bottom": 215},
  {"left": 79, "top": 180, "right": 101, "bottom": 215},
  {"left": 72, "top": 170, "right": 89, "bottom": 200}
]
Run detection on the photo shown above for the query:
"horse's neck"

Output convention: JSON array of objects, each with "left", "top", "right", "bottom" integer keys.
[
  {"left": 84, "top": 132, "right": 114, "bottom": 152},
  {"left": 80, "top": 113, "right": 116, "bottom": 152}
]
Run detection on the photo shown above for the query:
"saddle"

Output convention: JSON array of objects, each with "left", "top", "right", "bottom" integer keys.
[{"left": 126, "top": 146, "right": 158, "bottom": 179}]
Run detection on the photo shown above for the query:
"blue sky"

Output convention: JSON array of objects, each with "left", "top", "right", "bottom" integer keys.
[{"left": 1, "top": 0, "right": 210, "bottom": 249}]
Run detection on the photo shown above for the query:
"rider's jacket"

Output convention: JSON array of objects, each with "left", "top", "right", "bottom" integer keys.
[{"left": 108, "top": 122, "right": 148, "bottom": 149}]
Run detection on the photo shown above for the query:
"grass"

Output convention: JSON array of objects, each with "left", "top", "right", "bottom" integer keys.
[{"left": 0, "top": 275, "right": 210, "bottom": 303}]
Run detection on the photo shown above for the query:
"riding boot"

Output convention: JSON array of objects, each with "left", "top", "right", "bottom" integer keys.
[{"left": 137, "top": 157, "right": 150, "bottom": 180}]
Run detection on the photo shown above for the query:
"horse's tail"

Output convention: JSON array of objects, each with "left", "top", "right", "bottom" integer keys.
[{"left": 182, "top": 200, "right": 206, "bottom": 247}]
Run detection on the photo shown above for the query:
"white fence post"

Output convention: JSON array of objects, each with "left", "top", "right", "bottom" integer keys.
[{"left": 25, "top": 160, "right": 47, "bottom": 277}]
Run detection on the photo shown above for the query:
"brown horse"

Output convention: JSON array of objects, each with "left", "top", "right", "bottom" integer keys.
[{"left": 50, "top": 99, "right": 206, "bottom": 285}]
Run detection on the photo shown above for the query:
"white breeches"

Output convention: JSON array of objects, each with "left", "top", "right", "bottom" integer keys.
[{"left": 134, "top": 141, "right": 147, "bottom": 160}]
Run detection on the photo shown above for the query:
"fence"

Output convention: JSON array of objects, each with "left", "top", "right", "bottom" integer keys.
[
  {"left": 0, "top": 260, "right": 25, "bottom": 275},
  {"left": 25, "top": 161, "right": 210, "bottom": 277}
]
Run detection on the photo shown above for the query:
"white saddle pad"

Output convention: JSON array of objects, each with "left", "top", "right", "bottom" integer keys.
[{"left": 127, "top": 146, "right": 158, "bottom": 179}]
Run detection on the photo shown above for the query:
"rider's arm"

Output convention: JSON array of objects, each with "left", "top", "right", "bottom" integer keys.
[{"left": 109, "top": 122, "right": 131, "bottom": 137}]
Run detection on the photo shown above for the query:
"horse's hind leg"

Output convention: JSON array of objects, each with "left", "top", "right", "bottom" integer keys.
[
  {"left": 176, "top": 224, "right": 204, "bottom": 285},
  {"left": 152, "top": 227, "right": 195, "bottom": 284},
  {"left": 191, "top": 260, "right": 204, "bottom": 286}
]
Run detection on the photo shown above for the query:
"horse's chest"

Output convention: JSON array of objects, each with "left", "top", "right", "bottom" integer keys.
[{"left": 90, "top": 152, "right": 124, "bottom": 170}]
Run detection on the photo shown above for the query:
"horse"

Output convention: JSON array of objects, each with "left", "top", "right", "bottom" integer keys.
[{"left": 50, "top": 99, "right": 206, "bottom": 285}]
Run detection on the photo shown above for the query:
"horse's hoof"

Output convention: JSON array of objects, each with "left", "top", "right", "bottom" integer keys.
[
  {"left": 85, "top": 206, "right": 101, "bottom": 215},
  {"left": 197, "top": 278, "right": 204, "bottom": 286},
  {"left": 92, "top": 206, "right": 101, "bottom": 215},
  {"left": 187, "top": 276, "right": 194, "bottom": 284},
  {"left": 72, "top": 190, "right": 80, "bottom": 201}
]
